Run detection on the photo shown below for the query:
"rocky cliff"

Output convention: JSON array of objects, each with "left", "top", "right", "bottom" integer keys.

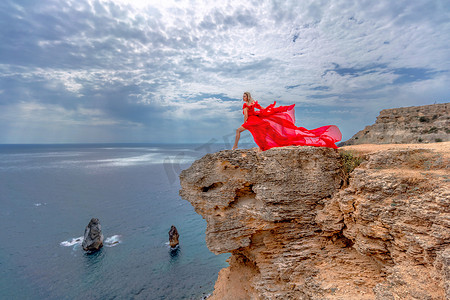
[
  {"left": 179, "top": 143, "right": 449, "bottom": 299},
  {"left": 341, "top": 103, "right": 449, "bottom": 145}
]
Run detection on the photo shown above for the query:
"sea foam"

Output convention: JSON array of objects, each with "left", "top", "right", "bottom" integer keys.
[
  {"left": 60, "top": 237, "right": 83, "bottom": 247},
  {"left": 104, "top": 235, "right": 122, "bottom": 247},
  {"left": 60, "top": 235, "right": 122, "bottom": 248}
]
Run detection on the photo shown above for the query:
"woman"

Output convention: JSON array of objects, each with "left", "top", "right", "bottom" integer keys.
[{"left": 232, "top": 92, "right": 342, "bottom": 151}]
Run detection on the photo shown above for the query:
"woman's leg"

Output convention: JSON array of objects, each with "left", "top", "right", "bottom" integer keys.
[{"left": 232, "top": 126, "right": 247, "bottom": 149}]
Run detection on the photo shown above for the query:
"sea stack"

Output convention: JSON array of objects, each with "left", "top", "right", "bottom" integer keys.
[
  {"left": 169, "top": 225, "right": 179, "bottom": 248},
  {"left": 82, "top": 218, "right": 104, "bottom": 252}
]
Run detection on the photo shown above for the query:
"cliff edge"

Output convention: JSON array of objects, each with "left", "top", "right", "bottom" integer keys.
[{"left": 179, "top": 143, "right": 449, "bottom": 299}]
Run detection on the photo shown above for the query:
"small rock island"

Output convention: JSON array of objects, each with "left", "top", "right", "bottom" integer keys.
[
  {"left": 169, "top": 225, "right": 179, "bottom": 248},
  {"left": 82, "top": 218, "right": 104, "bottom": 252}
]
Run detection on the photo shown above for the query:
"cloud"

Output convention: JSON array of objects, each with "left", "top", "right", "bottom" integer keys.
[{"left": 0, "top": 0, "right": 449, "bottom": 143}]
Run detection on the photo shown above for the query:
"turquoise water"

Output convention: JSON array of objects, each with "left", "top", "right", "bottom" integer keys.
[{"left": 0, "top": 144, "right": 231, "bottom": 299}]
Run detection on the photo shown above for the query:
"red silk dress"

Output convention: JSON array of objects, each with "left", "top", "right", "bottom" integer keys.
[{"left": 241, "top": 101, "right": 342, "bottom": 151}]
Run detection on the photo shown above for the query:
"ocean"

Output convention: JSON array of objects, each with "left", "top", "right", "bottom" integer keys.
[{"left": 0, "top": 143, "right": 240, "bottom": 300}]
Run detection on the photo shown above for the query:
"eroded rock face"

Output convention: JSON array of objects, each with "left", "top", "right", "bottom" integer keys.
[
  {"left": 82, "top": 218, "right": 104, "bottom": 252},
  {"left": 180, "top": 147, "right": 342, "bottom": 254},
  {"left": 341, "top": 103, "right": 449, "bottom": 145},
  {"left": 179, "top": 145, "right": 449, "bottom": 299},
  {"left": 320, "top": 145, "right": 450, "bottom": 299}
]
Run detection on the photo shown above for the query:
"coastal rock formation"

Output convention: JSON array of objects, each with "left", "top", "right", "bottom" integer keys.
[
  {"left": 179, "top": 144, "right": 449, "bottom": 299},
  {"left": 341, "top": 103, "right": 449, "bottom": 145},
  {"left": 82, "top": 218, "right": 104, "bottom": 252},
  {"left": 169, "top": 225, "right": 180, "bottom": 248}
]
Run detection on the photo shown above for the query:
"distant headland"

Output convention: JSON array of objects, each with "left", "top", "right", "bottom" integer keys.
[{"left": 340, "top": 102, "right": 449, "bottom": 146}]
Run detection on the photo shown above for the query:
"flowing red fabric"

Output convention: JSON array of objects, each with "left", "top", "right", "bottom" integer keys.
[{"left": 242, "top": 101, "right": 342, "bottom": 151}]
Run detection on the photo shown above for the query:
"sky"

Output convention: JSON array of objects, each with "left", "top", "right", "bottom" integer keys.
[{"left": 0, "top": 0, "right": 449, "bottom": 145}]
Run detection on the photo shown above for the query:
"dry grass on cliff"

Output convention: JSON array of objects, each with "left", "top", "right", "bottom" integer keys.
[{"left": 339, "top": 151, "right": 364, "bottom": 186}]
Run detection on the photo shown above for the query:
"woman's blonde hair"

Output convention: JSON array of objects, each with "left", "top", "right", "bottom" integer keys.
[{"left": 243, "top": 92, "right": 253, "bottom": 103}]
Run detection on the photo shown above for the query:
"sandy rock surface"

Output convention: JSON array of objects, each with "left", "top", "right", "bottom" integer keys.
[{"left": 180, "top": 143, "right": 449, "bottom": 299}]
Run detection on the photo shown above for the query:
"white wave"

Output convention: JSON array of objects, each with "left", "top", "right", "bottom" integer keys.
[
  {"left": 61, "top": 235, "right": 121, "bottom": 248},
  {"left": 104, "top": 235, "right": 122, "bottom": 247},
  {"left": 60, "top": 236, "right": 83, "bottom": 247}
]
